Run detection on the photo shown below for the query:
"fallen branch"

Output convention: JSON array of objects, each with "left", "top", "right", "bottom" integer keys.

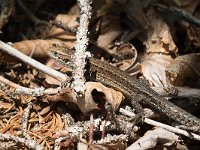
[
  {"left": 119, "top": 108, "right": 200, "bottom": 141},
  {"left": 0, "top": 133, "right": 43, "bottom": 150},
  {"left": 152, "top": 86, "right": 200, "bottom": 99},
  {"left": 0, "top": 41, "right": 67, "bottom": 82},
  {"left": 154, "top": 3, "right": 200, "bottom": 27}
]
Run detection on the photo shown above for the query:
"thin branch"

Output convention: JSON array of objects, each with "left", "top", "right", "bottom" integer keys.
[
  {"left": 154, "top": 3, "right": 200, "bottom": 27},
  {"left": 152, "top": 86, "right": 200, "bottom": 99},
  {"left": 0, "top": 133, "right": 43, "bottom": 150},
  {"left": 119, "top": 108, "right": 200, "bottom": 141},
  {"left": 0, "top": 75, "right": 45, "bottom": 97},
  {"left": 0, "top": 75, "right": 70, "bottom": 98},
  {"left": 50, "top": 20, "right": 77, "bottom": 34},
  {"left": 22, "top": 102, "right": 33, "bottom": 140},
  {"left": 0, "top": 41, "right": 67, "bottom": 82},
  {"left": 0, "top": 75, "right": 23, "bottom": 89},
  {"left": 15, "top": 0, "right": 48, "bottom": 25}
]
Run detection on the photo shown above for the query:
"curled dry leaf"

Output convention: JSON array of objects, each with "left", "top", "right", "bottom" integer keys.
[
  {"left": 42, "top": 82, "right": 124, "bottom": 114},
  {"left": 144, "top": 9, "right": 178, "bottom": 54},
  {"left": 114, "top": 43, "right": 138, "bottom": 70},
  {"left": 166, "top": 53, "right": 200, "bottom": 87},
  {"left": 42, "top": 87, "right": 77, "bottom": 102},
  {"left": 77, "top": 82, "right": 125, "bottom": 113},
  {"left": 141, "top": 53, "right": 173, "bottom": 87}
]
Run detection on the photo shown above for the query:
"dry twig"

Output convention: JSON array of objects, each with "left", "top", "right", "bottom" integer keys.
[
  {"left": 72, "top": 0, "right": 93, "bottom": 94},
  {"left": 0, "top": 133, "right": 43, "bottom": 150},
  {"left": 119, "top": 108, "right": 200, "bottom": 141},
  {"left": 0, "top": 41, "right": 67, "bottom": 82}
]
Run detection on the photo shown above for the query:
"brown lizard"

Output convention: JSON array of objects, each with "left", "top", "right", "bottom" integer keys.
[{"left": 48, "top": 46, "right": 200, "bottom": 132}]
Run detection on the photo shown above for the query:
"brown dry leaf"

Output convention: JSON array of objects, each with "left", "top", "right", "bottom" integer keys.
[
  {"left": 43, "top": 58, "right": 64, "bottom": 86},
  {"left": 97, "top": 14, "right": 122, "bottom": 48},
  {"left": 144, "top": 9, "right": 178, "bottom": 54},
  {"left": 160, "top": 1, "right": 200, "bottom": 48},
  {"left": 43, "top": 58, "right": 72, "bottom": 86},
  {"left": 121, "top": 1, "right": 177, "bottom": 54},
  {"left": 113, "top": 43, "right": 137, "bottom": 70},
  {"left": 49, "top": 14, "right": 78, "bottom": 44},
  {"left": 141, "top": 53, "right": 173, "bottom": 87},
  {"left": 44, "top": 82, "right": 124, "bottom": 113},
  {"left": 43, "top": 88, "right": 77, "bottom": 103},
  {"left": 0, "top": 5, "right": 79, "bottom": 65},
  {"left": 166, "top": 53, "right": 200, "bottom": 87},
  {"left": 0, "top": 50, "right": 20, "bottom": 65},
  {"left": 77, "top": 82, "right": 124, "bottom": 113}
]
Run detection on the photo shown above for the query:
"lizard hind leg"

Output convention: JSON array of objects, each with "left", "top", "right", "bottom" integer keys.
[{"left": 128, "top": 94, "right": 145, "bottom": 125}]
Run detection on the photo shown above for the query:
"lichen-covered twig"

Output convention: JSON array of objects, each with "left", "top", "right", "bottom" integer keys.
[
  {"left": 0, "top": 133, "right": 43, "bottom": 150},
  {"left": 72, "top": 0, "right": 92, "bottom": 94},
  {"left": 22, "top": 102, "right": 33, "bottom": 140}
]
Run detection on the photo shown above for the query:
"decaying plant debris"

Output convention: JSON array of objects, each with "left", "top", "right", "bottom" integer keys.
[{"left": 0, "top": 0, "right": 200, "bottom": 149}]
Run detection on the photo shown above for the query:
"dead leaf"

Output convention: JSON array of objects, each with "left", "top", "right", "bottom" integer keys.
[
  {"left": 166, "top": 53, "right": 200, "bottom": 87},
  {"left": 42, "top": 82, "right": 124, "bottom": 113},
  {"left": 0, "top": 5, "right": 79, "bottom": 65},
  {"left": 82, "top": 82, "right": 124, "bottom": 110},
  {"left": 144, "top": 9, "right": 178, "bottom": 53},
  {"left": 126, "top": 127, "right": 185, "bottom": 150},
  {"left": 141, "top": 53, "right": 173, "bottom": 87},
  {"left": 97, "top": 15, "right": 122, "bottom": 48},
  {"left": 42, "top": 59, "right": 64, "bottom": 86},
  {"left": 114, "top": 43, "right": 138, "bottom": 70}
]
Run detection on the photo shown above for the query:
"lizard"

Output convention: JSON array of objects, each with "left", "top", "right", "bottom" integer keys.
[{"left": 47, "top": 45, "right": 200, "bottom": 133}]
